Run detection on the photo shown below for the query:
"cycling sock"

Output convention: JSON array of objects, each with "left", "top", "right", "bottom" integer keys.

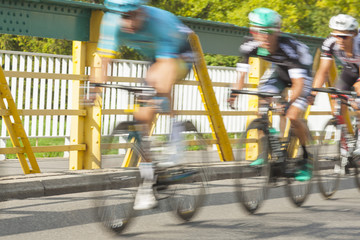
[
  {"left": 302, "top": 145, "right": 308, "bottom": 159},
  {"left": 139, "top": 162, "right": 154, "bottom": 182}
]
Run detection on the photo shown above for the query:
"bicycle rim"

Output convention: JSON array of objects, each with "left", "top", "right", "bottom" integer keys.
[
  {"left": 96, "top": 121, "right": 143, "bottom": 234},
  {"left": 285, "top": 130, "right": 315, "bottom": 207},
  {"left": 165, "top": 121, "right": 207, "bottom": 221},
  {"left": 352, "top": 156, "right": 360, "bottom": 191},
  {"left": 96, "top": 187, "right": 137, "bottom": 234},
  {"left": 234, "top": 121, "right": 270, "bottom": 214},
  {"left": 317, "top": 118, "right": 341, "bottom": 198}
]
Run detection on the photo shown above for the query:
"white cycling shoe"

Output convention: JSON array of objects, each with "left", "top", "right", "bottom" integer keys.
[{"left": 133, "top": 184, "right": 157, "bottom": 211}]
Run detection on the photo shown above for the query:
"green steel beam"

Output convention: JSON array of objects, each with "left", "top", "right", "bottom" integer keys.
[
  {"left": 0, "top": 0, "right": 324, "bottom": 55},
  {"left": 180, "top": 16, "right": 324, "bottom": 56},
  {"left": 0, "top": 0, "right": 96, "bottom": 41}
]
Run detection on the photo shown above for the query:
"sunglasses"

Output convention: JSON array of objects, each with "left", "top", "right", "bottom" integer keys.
[
  {"left": 331, "top": 33, "right": 353, "bottom": 40},
  {"left": 120, "top": 11, "right": 137, "bottom": 19},
  {"left": 250, "top": 27, "right": 279, "bottom": 35}
]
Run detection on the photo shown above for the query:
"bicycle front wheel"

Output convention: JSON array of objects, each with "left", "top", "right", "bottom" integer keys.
[
  {"left": 353, "top": 156, "right": 360, "bottom": 191},
  {"left": 96, "top": 185, "right": 137, "bottom": 234},
  {"left": 95, "top": 121, "right": 144, "bottom": 234},
  {"left": 285, "top": 128, "right": 315, "bottom": 206},
  {"left": 317, "top": 118, "right": 341, "bottom": 199},
  {"left": 234, "top": 120, "right": 270, "bottom": 214},
  {"left": 163, "top": 121, "right": 207, "bottom": 221}
]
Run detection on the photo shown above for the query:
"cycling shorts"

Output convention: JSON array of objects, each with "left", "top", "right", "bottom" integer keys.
[{"left": 258, "top": 67, "right": 312, "bottom": 111}]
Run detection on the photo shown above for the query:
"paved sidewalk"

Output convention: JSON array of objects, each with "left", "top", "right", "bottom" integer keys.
[{"left": 0, "top": 155, "right": 236, "bottom": 201}]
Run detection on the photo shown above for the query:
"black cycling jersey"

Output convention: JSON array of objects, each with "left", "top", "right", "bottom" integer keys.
[
  {"left": 321, "top": 35, "right": 360, "bottom": 89},
  {"left": 239, "top": 34, "right": 313, "bottom": 83},
  {"left": 320, "top": 34, "right": 360, "bottom": 74}
]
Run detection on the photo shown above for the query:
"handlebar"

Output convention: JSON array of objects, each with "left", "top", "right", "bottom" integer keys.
[
  {"left": 231, "top": 89, "right": 282, "bottom": 98},
  {"left": 90, "top": 82, "right": 156, "bottom": 94},
  {"left": 312, "top": 87, "right": 358, "bottom": 98}
]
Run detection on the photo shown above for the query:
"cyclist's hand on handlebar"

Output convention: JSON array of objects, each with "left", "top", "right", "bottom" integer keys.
[
  {"left": 307, "top": 93, "right": 316, "bottom": 105},
  {"left": 81, "top": 86, "right": 102, "bottom": 106},
  {"left": 228, "top": 91, "right": 238, "bottom": 109},
  {"left": 349, "top": 97, "right": 360, "bottom": 110}
]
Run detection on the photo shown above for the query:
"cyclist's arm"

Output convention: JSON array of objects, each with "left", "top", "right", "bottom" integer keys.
[
  {"left": 233, "top": 38, "right": 256, "bottom": 91},
  {"left": 289, "top": 77, "right": 304, "bottom": 103},
  {"left": 312, "top": 58, "right": 333, "bottom": 94},
  {"left": 288, "top": 68, "right": 306, "bottom": 103},
  {"left": 90, "top": 12, "right": 121, "bottom": 99},
  {"left": 233, "top": 64, "right": 249, "bottom": 90},
  {"left": 229, "top": 63, "right": 249, "bottom": 102}
]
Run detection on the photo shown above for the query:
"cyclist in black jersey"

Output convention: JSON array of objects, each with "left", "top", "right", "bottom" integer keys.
[
  {"left": 229, "top": 8, "right": 313, "bottom": 181},
  {"left": 311, "top": 14, "right": 360, "bottom": 154}
]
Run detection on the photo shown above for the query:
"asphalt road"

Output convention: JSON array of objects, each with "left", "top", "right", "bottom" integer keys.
[{"left": 1, "top": 177, "right": 360, "bottom": 240}]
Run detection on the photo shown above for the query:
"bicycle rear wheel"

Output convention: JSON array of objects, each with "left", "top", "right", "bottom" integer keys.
[
  {"left": 317, "top": 118, "right": 341, "bottom": 198},
  {"left": 234, "top": 120, "right": 270, "bottom": 214},
  {"left": 353, "top": 156, "right": 360, "bottom": 190},
  {"left": 161, "top": 121, "right": 207, "bottom": 221},
  {"left": 96, "top": 121, "right": 144, "bottom": 234},
  {"left": 285, "top": 128, "right": 315, "bottom": 206}
]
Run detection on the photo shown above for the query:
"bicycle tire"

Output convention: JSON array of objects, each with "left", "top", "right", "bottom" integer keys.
[
  {"left": 353, "top": 156, "right": 360, "bottom": 191},
  {"left": 349, "top": 119, "right": 360, "bottom": 191},
  {"left": 234, "top": 120, "right": 270, "bottom": 214},
  {"left": 316, "top": 118, "right": 341, "bottom": 199},
  {"left": 95, "top": 121, "right": 144, "bottom": 234},
  {"left": 285, "top": 127, "right": 315, "bottom": 206},
  {"left": 161, "top": 121, "right": 207, "bottom": 221}
]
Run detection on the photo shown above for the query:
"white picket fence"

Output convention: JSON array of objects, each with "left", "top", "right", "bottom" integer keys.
[
  {"left": 0, "top": 50, "right": 331, "bottom": 158},
  {"left": 0, "top": 51, "right": 247, "bottom": 150}
]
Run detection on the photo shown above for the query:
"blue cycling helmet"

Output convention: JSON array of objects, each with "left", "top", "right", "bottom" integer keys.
[{"left": 104, "top": 0, "right": 148, "bottom": 13}]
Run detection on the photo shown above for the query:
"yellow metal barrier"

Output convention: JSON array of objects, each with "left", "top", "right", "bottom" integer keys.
[
  {"left": 0, "top": 66, "right": 40, "bottom": 174},
  {"left": 189, "top": 33, "right": 234, "bottom": 161}
]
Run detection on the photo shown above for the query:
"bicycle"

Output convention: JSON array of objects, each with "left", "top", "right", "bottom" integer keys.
[
  {"left": 89, "top": 82, "right": 209, "bottom": 234},
  {"left": 312, "top": 87, "right": 360, "bottom": 198},
  {"left": 230, "top": 89, "right": 317, "bottom": 214}
]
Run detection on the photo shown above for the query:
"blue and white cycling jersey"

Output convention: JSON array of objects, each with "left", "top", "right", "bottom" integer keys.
[{"left": 97, "top": 6, "right": 192, "bottom": 60}]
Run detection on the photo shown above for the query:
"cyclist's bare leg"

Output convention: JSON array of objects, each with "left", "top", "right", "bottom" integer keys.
[
  {"left": 134, "top": 58, "right": 189, "bottom": 210},
  {"left": 353, "top": 82, "right": 360, "bottom": 130},
  {"left": 286, "top": 105, "right": 308, "bottom": 146}
]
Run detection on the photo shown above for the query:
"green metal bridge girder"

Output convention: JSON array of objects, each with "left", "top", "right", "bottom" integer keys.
[{"left": 0, "top": 0, "right": 324, "bottom": 55}]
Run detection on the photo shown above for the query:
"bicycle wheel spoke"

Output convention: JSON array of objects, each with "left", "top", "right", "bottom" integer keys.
[
  {"left": 285, "top": 131, "right": 315, "bottom": 207},
  {"left": 95, "top": 122, "right": 143, "bottom": 234},
  {"left": 317, "top": 118, "right": 341, "bottom": 198},
  {"left": 95, "top": 187, "right": 137, "bottom": 234},
  {"left": 166, "top": 122, "right": 207, "bottom": 221},
  {"left": 234, "top": 121, "right": 270, "bottom": 214}
]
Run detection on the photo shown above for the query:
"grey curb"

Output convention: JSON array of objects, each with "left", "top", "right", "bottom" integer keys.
[{"left": 0, "top": 163, "right": 237, "bottom": 201}]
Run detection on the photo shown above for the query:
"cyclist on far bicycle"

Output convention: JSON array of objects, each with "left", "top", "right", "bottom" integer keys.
[
  {"left": 311, "top": 14, "right": 360, "bottom": 154},
  {"left": 228, "top": 8, "right": 314, "bottom": 181},
  {"left": 92, "top": 0, "right": 194, "bottom": 210}
]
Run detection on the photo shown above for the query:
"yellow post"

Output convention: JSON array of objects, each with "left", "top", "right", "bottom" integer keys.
[
  {"left": 70, "top": 10, "right": 103, "bottom": 170},
  {"left": 245, "top": 58, "right": 270, "bottom": 160},
  {"left": 188, "top": 33, "right": 234, "bottom": 161},
  {"left": 69, "top": 41, "right": 86, "bottom": 170}
]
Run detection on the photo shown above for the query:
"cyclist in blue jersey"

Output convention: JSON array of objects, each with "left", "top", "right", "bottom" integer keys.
[
  {"left": 93, "top": 0, "right": 194, "bottom": 210},
  {"left": 229, "top": 8, "right": 314, "bottom": 181}
]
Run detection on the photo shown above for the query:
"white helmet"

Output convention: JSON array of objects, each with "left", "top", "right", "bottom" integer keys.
[{"left": 329, "top": 14, "right": 358, "bottom": 31}]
